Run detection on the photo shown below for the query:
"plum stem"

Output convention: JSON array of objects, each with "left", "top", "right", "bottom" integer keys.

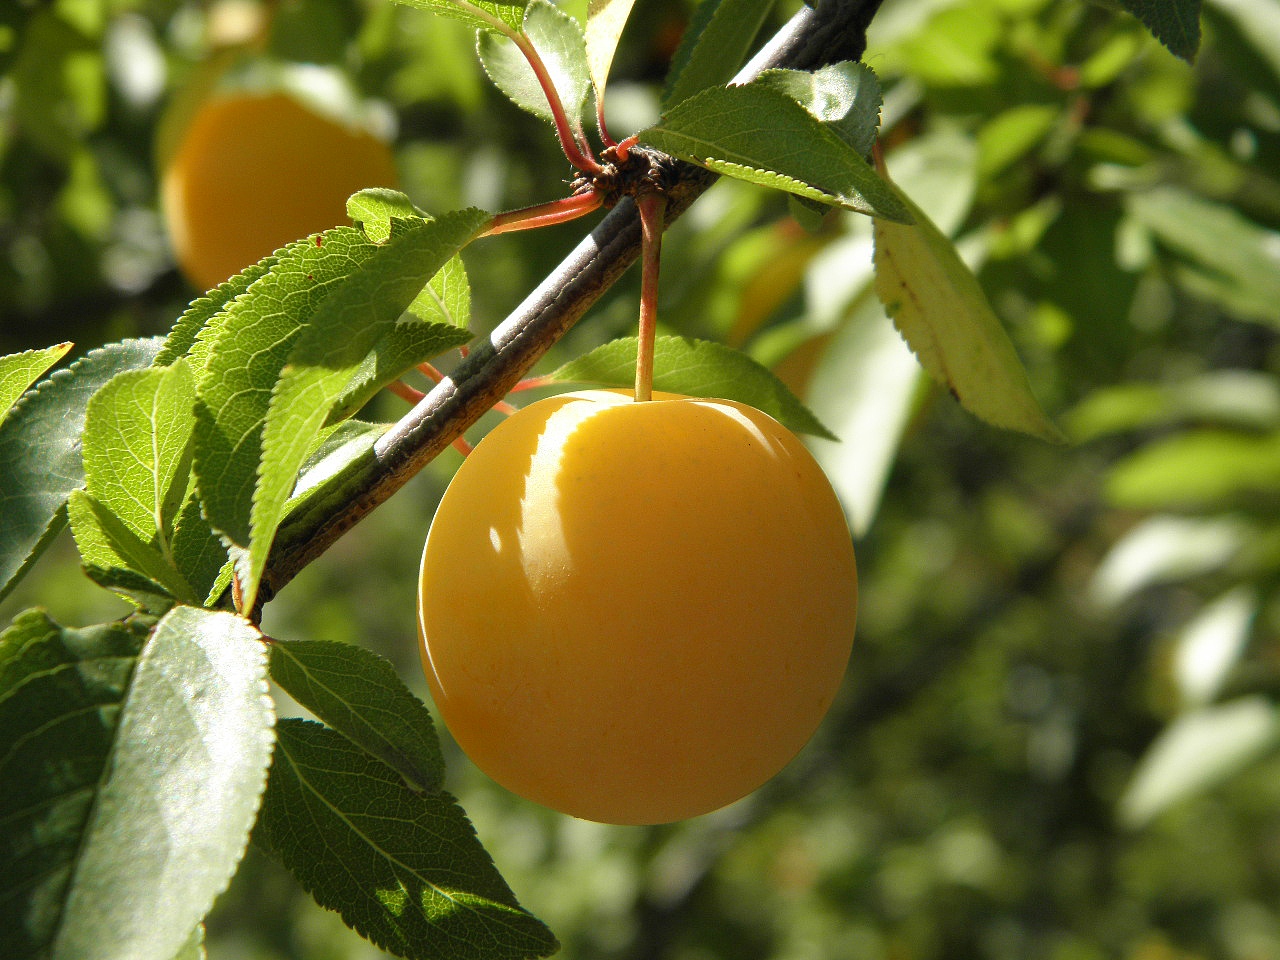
[{"left": 634, "top": 192, "right": 666, "bottom": 402}]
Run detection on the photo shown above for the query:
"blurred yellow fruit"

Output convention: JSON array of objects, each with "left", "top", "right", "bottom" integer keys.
[{"left": 161, "top": 91, "right": 397, "bottom": 290}]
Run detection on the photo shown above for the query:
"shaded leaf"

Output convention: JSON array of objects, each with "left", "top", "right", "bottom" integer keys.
[
  {"left": 478, "top": 0, "right": 590, "bottom": 128},
  {"left": 1116, "top": 0, "right": 1202, "bottom": 61},
  {"left": 269, "top": 639, "right": 445, "bottom": 793},
  {"left": 0, "top": 337, "right": 164, "bottom": 603},
  {"left": 257, "top": 719, "right": 558, "bottom": 960},
  {"left": 66, "top": 490, "right": 195, "bottom": 607},
  {"left": 640, "top": 83, "right": 910, "bottom": 221},
  {"left": 549, "top": 335, "right": 835, "bottom": 439},
  {"left": 0, "top": 342, "right": 72, "bottom": 425},
  {"left": 1120, "top": 697, "right": 1280, "bottom": 827},
  {"left": 0, "top": 606, "right": 274, "bottom": 960},
  {"left": 873, "top": 178, "right": 1063, "bottom": 442},
  {"left": 661, "top": 0, "right": 775, "bottom": 109}
]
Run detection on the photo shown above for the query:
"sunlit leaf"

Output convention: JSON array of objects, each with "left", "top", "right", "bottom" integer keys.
[
  {"left": 1106, "top": 430, "right": 1280, "bottom": 509},
  {"left": 0, "top": 342, "right": 72, "bottom": 425},
  {"left": 256, "top": 719, "right": 558, "bottom": 960},
  {"left": 478, "top": 0, "right": 591, "bottom": 128},
  {"left": 873, "top": 177, "right": 1063, "bottom": 442},
  {"left": 1174, "top": 586, "right": 1258, "bottom": 708},
  {"left": 584, "top": 0, "right": 637, "bottom": 106},
  {"left": 1120, "top": 697, "right": 1279, "bottom": 828},
  {"left": 1126, "top": 187, "right": 1280, "bottom": 327},
  {"left": 643, "top": 83, "right": 909, "bottom": 221},
  {"left": 550, "top": 335, "right": 835, "bottom": 439},
  {"left": 755, "top": 62, "right": 883, "bottom": 156},
  {"left": 245, "top": 209, "right": 486, "bottom": 611},
  {"left": 391, "top": 0, "right": 528, "bottom": 32}
]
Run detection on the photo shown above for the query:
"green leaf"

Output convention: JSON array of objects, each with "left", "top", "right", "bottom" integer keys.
[
  {"left": 755, "top": 62, "right": 883, "bottom": 157},
  {"left": 1126, "top": 187, "right": 1280, "bottom": 327},
  {"left": 0, "top": 341, "right": 72, "bottom": 425},
  {"left": 82, "top": 361, "right": 195, "bottom": 547},
  {"left": 326, "top": 321, "right": 473, "bottom": 425},
  {"left": 171, "top": 492, "right": 232, "bottom": 607},
  {"left": 66, "top": 490, "right": 196, "bottom": 607},
  {"left": 873, "top": 181, "right": 1064, "bottom": 442},
  {"left": 1105, "top": 430, "right": 1280, "bottom": 509},
  {"left": 193, "top": 229, "right": 385, "bottom": 581},
  {"left": 1119, "top": 697, "right": 1280, "bottom": 827},
  {"left": 170, "top": 926, "right": 206, "bottom": 960},
  {"left": 391, "top": 0, "right": 528, "bottom": 32},
  {"left": 0, "top": 606, "right": 274, "bottom": 960},
  {"left": 0, "top": 337, "right": 164, "bottom": 603},
  {"left": 269, "top": 639, "right": 445, "bottom": 793},
  {"left": 154, "top": 260, "right": 277, "bottom": 371},
  {"left": 1116, "top": 0, "right": 1202, "bottom": 61},
  {"left": 640, "top": 84, "right": 911, "bottom": 221},
  {"left": 256, "top": 719, "right": 558, "bottom": 960},
  {"left": 478, "top": 0, "right": 591, "bottom": 128},
  {"left": 661, "top": 0, "right": 775, "bottom": 110},
  {"left": 327, "top": 254, "right": 473, "bottom": 425},
  {"left": 549, "top": 335, "right": 836, "bottom": 439},
  {"left": 243, "top": 209, "right": 486, "bottom": 611},
  {"left": 584, "top": 0, "right": 637, "bottom": 105},
  {"left": 347, "top": 188, "right": 432, "bottom": 244}
]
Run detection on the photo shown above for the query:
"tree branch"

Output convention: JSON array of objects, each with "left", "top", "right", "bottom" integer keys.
[{"left": 262, "top": 0, "right": 886, "bottom": 600}]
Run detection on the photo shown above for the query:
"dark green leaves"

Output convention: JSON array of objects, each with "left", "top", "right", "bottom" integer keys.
[
  {"left": 0, "top": 337, "right": 164, "bottom": 603},
  {"left": 641, "top": 81, "right": 909, "bottom": 221},
  {"left": 257, "top": 719, "right": 558, "bottom": 960},
  {"left": 1116, "top": 0, "right": 1202, "bottom": 61},
  {"left": 550, "top": 335, "right": 835, "bottom": 439},
  {"left": 0, "top": 606, "right": 274, "bottom": 960},
  {"left": 661, "top": 0, "right": 775, "bottom": 109},
  {"left": 268, "top": 639, "right": 445, "bottom": 793}
]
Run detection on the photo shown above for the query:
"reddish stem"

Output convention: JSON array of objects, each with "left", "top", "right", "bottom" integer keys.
[
  {"left": 634, "top": 192, "right": 667, "bottom": 402},
  {"left": 482, "top": 191, "right": 604, "bottom": 237},
  {"left": 387, "top": 379, "right": 426, "bottom": 404},
  {"left": 514, "top": 33, "right": 604, "bottom": 175},
  {"left": 596, "top": 95, "right": 617, "bottom": 148},
  {"left": 615, "top": 133, "right": 639, "bottom": 163},
  {"left": 509, "top": 374, "right": 553, "bottom": 393}
]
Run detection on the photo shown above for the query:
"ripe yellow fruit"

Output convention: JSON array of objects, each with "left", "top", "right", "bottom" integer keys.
[
  {"left": 161, "top": 91, "right": 398, "bottom": 291},
  {"left": 418, "top": 389, "right": 857, "bottom": 824}
]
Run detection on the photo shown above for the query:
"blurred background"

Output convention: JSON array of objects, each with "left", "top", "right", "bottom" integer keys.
[{"left": 4, "top": 0, "right": 1280, "bottom": 956}]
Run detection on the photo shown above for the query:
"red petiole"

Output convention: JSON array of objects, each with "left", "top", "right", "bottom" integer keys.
[{"left": 482, "top": 190, "right": 604, "bottom": 237}]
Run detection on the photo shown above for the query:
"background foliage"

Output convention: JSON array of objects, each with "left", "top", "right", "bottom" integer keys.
[{"left": 3, "top": 0, "right": 1280, "bottom": 957}]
